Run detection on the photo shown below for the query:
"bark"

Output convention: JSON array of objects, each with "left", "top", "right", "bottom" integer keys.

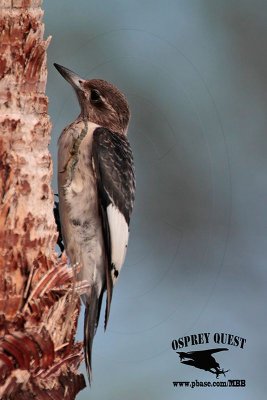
[{"left": 0, "top": 1, "right": 86, "bottom": 398}]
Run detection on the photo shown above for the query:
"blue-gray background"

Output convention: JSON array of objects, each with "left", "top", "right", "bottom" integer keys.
[{"left": 44, "top": 1, "right": 267, "bottom": 399}]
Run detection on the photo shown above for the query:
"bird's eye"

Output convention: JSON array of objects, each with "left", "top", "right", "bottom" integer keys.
[{"left": 90, "top": 89, "right": 102, "bottom": 104}]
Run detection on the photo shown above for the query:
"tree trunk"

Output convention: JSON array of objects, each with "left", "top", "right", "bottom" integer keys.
[{"left": 0, "top": 1, "right": 86, "bottom": 398}]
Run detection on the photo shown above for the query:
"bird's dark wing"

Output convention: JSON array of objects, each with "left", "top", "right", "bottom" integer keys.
[
  {"left": 92, "top": 127, "right": 135, "bottom": 326},
  {"left": 185, "top": 348, "right": 229, "bottom": 356},
  {"left": 181, "top": 360, "right": 196, "bottom": 366},
  {"left": 201, "top": 348, "right": 229, "bottom": 355}
]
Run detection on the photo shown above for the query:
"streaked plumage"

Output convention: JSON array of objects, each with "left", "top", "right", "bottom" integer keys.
[{"left": 54, "top": 63, "right": 135, "bottom": 383}]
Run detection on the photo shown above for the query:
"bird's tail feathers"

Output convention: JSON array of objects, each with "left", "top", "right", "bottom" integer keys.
[
  {"left": 104, "top": 266, "right": 113, "bottom": 330},
  {"left": 84, "top": 286, "right": 104, "bottom": 384}
]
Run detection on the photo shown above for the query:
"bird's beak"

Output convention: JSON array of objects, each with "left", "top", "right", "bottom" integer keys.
[{"left": 54, "top": 63, "right": 85, "bottom": 90}]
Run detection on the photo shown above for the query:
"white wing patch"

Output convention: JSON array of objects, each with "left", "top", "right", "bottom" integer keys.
[{"left": 106, "top": 203, "right": 129, "bottom": 283}]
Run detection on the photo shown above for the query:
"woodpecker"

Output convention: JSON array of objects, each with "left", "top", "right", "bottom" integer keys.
[{"left": 54, "top": 63, "right": 135, "bottom": 383}]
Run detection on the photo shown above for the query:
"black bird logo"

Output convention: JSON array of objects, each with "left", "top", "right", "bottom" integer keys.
[{"left": 177, "top": 348, "right": 229, "bottom": 378}]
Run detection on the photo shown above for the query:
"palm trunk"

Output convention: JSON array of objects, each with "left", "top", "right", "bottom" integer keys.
[{"left": 0, "top": 1, "right": 85, "bottom": 398}]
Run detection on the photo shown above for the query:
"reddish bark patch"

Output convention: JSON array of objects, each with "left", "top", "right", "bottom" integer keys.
[
  {"left": 0, "top": 154, "right": 12, "bottom": 202},
  {"left": 0, "top": 231, "right": 19, "bottom": 249},
  {"left": 20, "top": 180, "right": 31, "bottom": 196},
  {"left": 0, "top": 57, "right": 7, "bottom": 79},
  {"left": 40, "top": 183, "right": 48, "bottom": 200}
]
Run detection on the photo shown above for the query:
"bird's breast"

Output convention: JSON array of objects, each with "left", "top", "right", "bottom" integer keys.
[{"left": 58, "top": 120, "right": 99, "bottom": 189}]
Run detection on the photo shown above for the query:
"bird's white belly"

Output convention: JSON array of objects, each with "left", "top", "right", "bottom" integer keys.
[{"left": 66, "top": 174, "right": 104, "bottom": 285}]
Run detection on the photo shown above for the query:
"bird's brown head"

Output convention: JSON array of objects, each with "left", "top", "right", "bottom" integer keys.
[{"left": 54, "top": 63, "right": 130, "bottom": 134}]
